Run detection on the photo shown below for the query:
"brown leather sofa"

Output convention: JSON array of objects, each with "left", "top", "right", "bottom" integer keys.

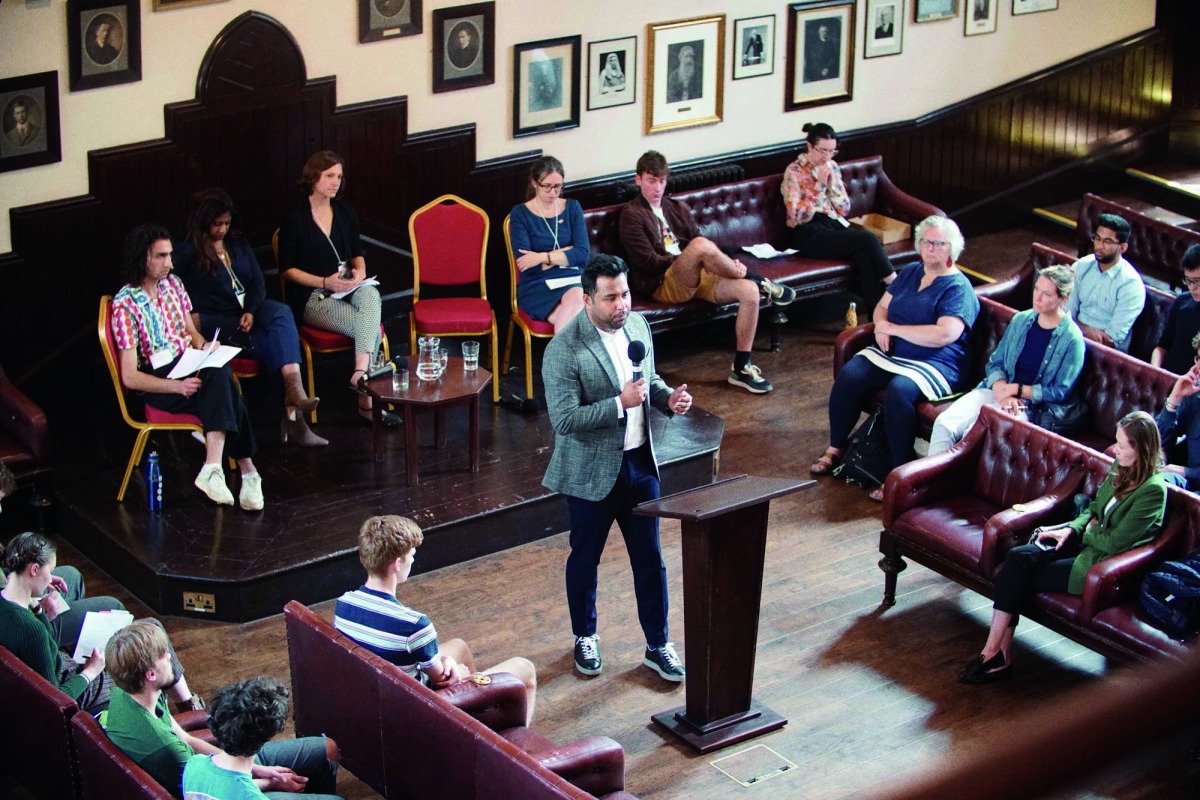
[
  {"left": 72, "top": 712, "right": 174, "bottom": 800},
  {"left": 283, "top": 601, "right": 636, "bottom": 800},
  {"left": 832, "top": 295, "right": 1178, "bottom": 452},
  {"left": 583, "top": 156, "right": 942, "bottom": 348},
  {"left": 979, "top": 242, "right": 1178, "bottom": 366},
  {"left": 0, "top": 361, "right": 50, "bottom": 504},
  {"left": 879, "top": 406, "right": 1199, "bottom": 663},
  {"left": 0, "top": 645, "right": 210, "bottom": 800},
  {"left": 1074, "top": 192, "right": 1200, "bottom": 291}
]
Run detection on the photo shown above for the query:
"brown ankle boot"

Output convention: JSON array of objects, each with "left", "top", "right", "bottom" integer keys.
[
  {"left": 283, "top": 371, "right": 319, "bottom": 415},
  {"left": 281, "top": 411, "right": 329, "bottom": 447}
]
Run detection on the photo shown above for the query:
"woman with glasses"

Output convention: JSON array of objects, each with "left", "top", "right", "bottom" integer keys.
[
  {"left": 928, "top": 264, "right": 1085, "bottom": 455},
  {"left": 1151, "top": 243, "right": 1200, "bottom": 374},
  {"left": 782, "top": 121, "right": 896, "bottom": 312},
  {"left": 175, "top": 189, "right": 326, "bottom": 447},
  {"left": 509, "top": 155, "right": 589, "bottom": 332},
  {"left": 811, "top": 216, "right": 979, "bottom": 501}
]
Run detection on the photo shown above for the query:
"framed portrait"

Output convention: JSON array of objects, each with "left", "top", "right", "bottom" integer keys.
[
  {"left": 1012, "top": 0, "right": 1058, "bottom": 15},
  {"left": 151, "top": 0, "right": 228, "bottom": 9},
  {"left": 0, "top": 72, "right": 62, "bottom": 173},
  {"left": 587, "top": 36, "right": 636, "bottom": 111},
  {"left": 646, "top": 15, "right": 725, "bottom": 135},
  {"left": 513, "top": 36, "right": 581, "bottom": 138},
  {"left": 733, "top": 15, "right": 775, "bottom": 80},
  {"left": 913, "top": 0, "right": 958, "bottom": 22},
  {"left": 964, "top": 0, "right": 998, "bottom": 35},
  {"left": 359, "top": 0, "right": 421, "bottom": 42},
  {"left": 864, "top": 0, "right": 903, "bottom": 58},
  {"left": 67, "top": 0, "right": 141, "bottom": 92},
  {"left": 785, "top": 1, "right": 854, "bottom": 113},
  {"left": 432, "top": 2, "right": 495, "bottom": 93}
]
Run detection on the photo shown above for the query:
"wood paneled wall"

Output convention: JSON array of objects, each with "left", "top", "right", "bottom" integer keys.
[{"left": 0, "top": 14, "right": 1181, "bottom": 398}]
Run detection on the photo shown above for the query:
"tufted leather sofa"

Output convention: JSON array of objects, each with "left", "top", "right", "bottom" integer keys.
[
  {"left": 832, "top": 292, "right": 1178, "bottom": 452},
  {"left": 72, "top": 712, "right": 174, "bottom": 800},
  {"left": 981, "top": 242, "right": 1179, "bottom": 366},
  {"left": 582, "top": 156, "right": 942, "bottom": 347},
  {"left": 283, "top": 601, "right": 636, "bottom": 800},
  {"left": 1075, "top": 192, "right": 1200, "bottom": 292},
  {"left": 0, "top": 361, "right": 50, "bottom": 504},
  {"left": 879, "top": 406, "right": 1199, "bottom": 663}
]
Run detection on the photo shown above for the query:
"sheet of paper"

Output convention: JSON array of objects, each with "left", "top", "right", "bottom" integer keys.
[
  {"left": 545, "top": 275, "right": 582, "bottom": 291},
  {"left": 72, "top": 609, "right": 135, "bottom": 663},
  {"left": 166, "top": 345, "right": 242, "bottom": 379},
  {"left": 741, "top": 244, "right": 799, "bottom": 259},
  {"left": 330, "top": 277, "right": 380, "bottom": 300}
]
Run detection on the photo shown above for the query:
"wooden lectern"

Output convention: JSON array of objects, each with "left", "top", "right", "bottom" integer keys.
[{"left": 635, "top": 474, "right": 812, "bottom": 753}]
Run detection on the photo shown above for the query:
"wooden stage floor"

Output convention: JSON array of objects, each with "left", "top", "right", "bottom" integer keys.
[{"left": 48, "top": 382, "right": 722, "bottom": 622}]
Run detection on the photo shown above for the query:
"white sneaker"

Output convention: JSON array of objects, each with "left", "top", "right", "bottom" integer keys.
[
  {"left": 194, "top": 464, "right": 234, "bottom": 506},
  {"left": 239, "top": 473, "right": 264, "bottom": 511}
]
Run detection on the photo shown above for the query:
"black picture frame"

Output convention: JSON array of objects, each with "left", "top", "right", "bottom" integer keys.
[
  {"left": 785, "top": 0, "right": 855, "bottom": 113},
  {"left": 432, "top": 2, "right": 496, "bottom": 93},
  {"left": 513, "top": 35, "right": 581, "bottom": 138},
  {"left": 359, "top": 0, "right": 422, "bottom": 43},
  {"left": 67, "top": 0, "right": 141, "bottom": 92},
  {"left": 0, "top": 71, "right": 62, "bottom": 174}
]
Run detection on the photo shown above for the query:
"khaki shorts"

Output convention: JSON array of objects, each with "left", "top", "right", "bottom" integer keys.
[{"left": 652, "top": 262, "right": 721, "bottom": 304}]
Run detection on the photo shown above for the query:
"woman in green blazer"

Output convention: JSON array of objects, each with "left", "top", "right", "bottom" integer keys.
[{"left": 960, "top": 410, "right": 1168, "bottom": 684}]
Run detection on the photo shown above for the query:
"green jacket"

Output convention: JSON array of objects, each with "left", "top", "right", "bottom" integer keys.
[{"left": 1066, "top": 472, "right": 1167, "bottom": 594}]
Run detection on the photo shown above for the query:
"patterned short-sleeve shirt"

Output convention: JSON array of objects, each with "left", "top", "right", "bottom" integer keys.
[{"left": 111, "top": 274, "right": 193, "bottom": 368}]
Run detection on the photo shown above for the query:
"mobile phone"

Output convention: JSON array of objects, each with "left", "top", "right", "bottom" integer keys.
[{"left": 1033, "top": 536, "right": 1055, "bottom": 551}]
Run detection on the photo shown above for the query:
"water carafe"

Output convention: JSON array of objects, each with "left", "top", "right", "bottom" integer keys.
[{"left": 417, "top": 336, "right": 442, "bottom": 381}]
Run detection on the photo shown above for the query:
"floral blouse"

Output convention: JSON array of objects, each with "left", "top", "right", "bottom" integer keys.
[
  {"left": 781, "top": 150, "right": 851, "bottom": 228},
  {"left": 111, "top": 273, "right": 193, "bottom": 368}
]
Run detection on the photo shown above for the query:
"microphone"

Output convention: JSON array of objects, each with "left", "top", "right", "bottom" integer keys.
[
  {"left": 361, "top": 355, "right": 409, "bottom": 382},
  {"left": 628, "top": 340, "right": 646, "bottom": 383}
]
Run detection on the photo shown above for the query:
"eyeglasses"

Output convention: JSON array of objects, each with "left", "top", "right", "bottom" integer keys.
[
  {"left": 919, "top": 239, "right": 950, "bottom": 249},
  {"left": 1092, "top": 234, "right": 1121, "bottom": 246},
  {"left": 1185, "top": 278, "right": 1200, "bottom": 289},
  {"left": 537, "top": 182, "right": 564, "bottom": 193},
  {"left": 812, "top": 146, "right": 838, "bottom": 157}
]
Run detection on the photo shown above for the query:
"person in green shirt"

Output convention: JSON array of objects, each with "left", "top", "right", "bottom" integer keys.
[
  {"left": 0, "top": 532, "right": 201, "bottom": 714},
  {"left": 101, "top": 621, "right": 341, "bottom": 799},
  {"left": 183, "top": 677, "right": 344, "bottom": 800}
]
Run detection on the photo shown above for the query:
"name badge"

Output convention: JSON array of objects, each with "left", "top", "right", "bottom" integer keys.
[{"left": 150, "top": 349, "right": 173, "bottom": 370}]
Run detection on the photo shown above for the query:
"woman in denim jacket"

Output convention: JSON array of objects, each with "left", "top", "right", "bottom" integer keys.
[{"left": 929, "top": 264, "right": 1085, "bottom": 454}]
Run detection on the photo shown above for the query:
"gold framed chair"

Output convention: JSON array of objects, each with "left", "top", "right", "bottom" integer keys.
[{"left": 500, "top": 215, "right": 556, "bottom": 402}]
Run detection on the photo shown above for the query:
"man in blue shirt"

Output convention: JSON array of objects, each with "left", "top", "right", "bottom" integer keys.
[{"left": 1064, "top": 213, "right": 1146, "bottom": 352}]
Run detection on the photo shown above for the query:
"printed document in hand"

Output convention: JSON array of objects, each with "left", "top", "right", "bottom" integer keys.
[
  {"left": 331, "top": 277, "right": 380, "bottom": 300},
  {"left": 72, "top": 609, "right": 135, "bottom": 663},
  {"left": 741, "top": 244, "right": 798, "bottom": 259},
  {"left": 167, "top": 345, "right": 242, "bottom": 379}
]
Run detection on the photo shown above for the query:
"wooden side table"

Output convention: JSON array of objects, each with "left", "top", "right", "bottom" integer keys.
[{"left": 361, "top": 359, "right": 491, "bottom": 485}]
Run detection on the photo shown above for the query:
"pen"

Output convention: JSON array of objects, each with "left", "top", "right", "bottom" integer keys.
[{"left": 208, "top": 328, "right": 220, "bottom": 352}]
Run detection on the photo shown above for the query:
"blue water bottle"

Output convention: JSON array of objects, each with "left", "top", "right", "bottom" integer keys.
[{"left": 146, "top": 451, "right": 162, "bottom": 511}]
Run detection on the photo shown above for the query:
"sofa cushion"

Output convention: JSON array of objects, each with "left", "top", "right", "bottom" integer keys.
[
  {"left": 891, "top": 496, "right": 1003, "bottom": 575},
  {"left": 1089, "top": 603, "right": 1191, "bottom": 660}
]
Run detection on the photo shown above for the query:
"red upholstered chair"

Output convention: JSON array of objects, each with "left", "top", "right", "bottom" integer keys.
[
  {"left": 501, "top": 215, "right": 555, "bottom": 402},
  {"left": 272, "top": 229, "right": 391, "bottom": 422},
  {"left": 409, "top": 194, "right": 500, "bottom": 403}
]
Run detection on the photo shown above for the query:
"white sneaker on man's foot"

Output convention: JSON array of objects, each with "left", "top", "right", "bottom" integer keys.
[
  {"left": 239, "top": 473, "right": 264, "bottom": 511},
  {"left": 194, "top": 463, "right": 234, "bottom": 505}
]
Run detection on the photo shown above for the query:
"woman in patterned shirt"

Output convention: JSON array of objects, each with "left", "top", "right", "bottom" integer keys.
[
  {"left": 781, "top": 121, "right": 895, "bottom": 312},
  {"left": 111, "top": 224, "right": 263, "bottom": 510}
]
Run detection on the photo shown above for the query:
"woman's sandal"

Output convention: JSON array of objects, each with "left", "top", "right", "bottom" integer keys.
[
  {"left": 810, "top": 449, "right": 841, "bottom": 476},
  {"left": 868, "top": 487, "right": 885, "bottom": 503}
]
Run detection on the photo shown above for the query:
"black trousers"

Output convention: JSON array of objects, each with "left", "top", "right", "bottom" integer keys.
[
  {"left": 142, "top": 359, "right": 256, "bottom": 460},
  {"left": 789, "top": 214, "right": 894, "bottom": 311},
  {"left": 992, "top": 540, "right": 1083, "bottom": 625}
]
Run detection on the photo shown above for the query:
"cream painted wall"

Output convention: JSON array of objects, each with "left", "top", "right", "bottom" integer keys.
[{"left": 0, "top": 0, "right": 1156, "bottom": 252}]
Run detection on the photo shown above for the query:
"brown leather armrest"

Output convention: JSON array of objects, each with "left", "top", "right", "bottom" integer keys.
[
  {"left": 874, "top": 171, "right": 944, "bottom": 223},
  {"left": 535, "top": 735, "right": 626, "bottom": 796},
  {"left": 882, "top": 437, "right": 983, "bottom": 525},
  {"left": 980, "top": 475, "right": 1085, "bottom": 577},
  {"left": 833, "top": 323, "right": 875, "bottom": 378},
  {"left": 437, "top": 671, "right": 528, "bottom": 731},
  {"left": 173, "top": 709, "right": 209, "bottom": 730},
  {"left": 1079, "top": 531, "right": 1182, "bottom": 623},
  {"left": 0, "top": 372, "right": 48, "bottom": 463}
]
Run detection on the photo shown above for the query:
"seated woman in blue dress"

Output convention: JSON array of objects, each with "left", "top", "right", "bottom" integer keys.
[
  {"left": 810, "top": 215, "right": 980, "bottom": 501},
  {"left": 509, "top": 155, "right": 589, "bottom": 332},
  {"left": 174, "top": 189, "right": 327, "bottom": 447}
]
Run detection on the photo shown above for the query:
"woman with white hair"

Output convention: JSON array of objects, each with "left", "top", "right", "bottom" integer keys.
[{"left": 811, "top": 216, "right": 980, "bottom": 500}]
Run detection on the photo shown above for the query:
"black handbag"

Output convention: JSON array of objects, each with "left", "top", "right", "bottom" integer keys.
[{"left": 832, "top": 407, "right": 891, "bottom": 487}]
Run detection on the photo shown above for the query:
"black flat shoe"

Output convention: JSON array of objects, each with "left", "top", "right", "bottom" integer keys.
[
  {"left": 358, "top": 408, "right": 401, "bottom": 428},
  {"left": 959, "top": 652, "right": 1012, "bottom": 684}
]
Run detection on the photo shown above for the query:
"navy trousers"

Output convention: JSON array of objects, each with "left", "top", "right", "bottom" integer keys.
[{"left": 565, "top": 444, "right": 669, "bottom": 648}]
